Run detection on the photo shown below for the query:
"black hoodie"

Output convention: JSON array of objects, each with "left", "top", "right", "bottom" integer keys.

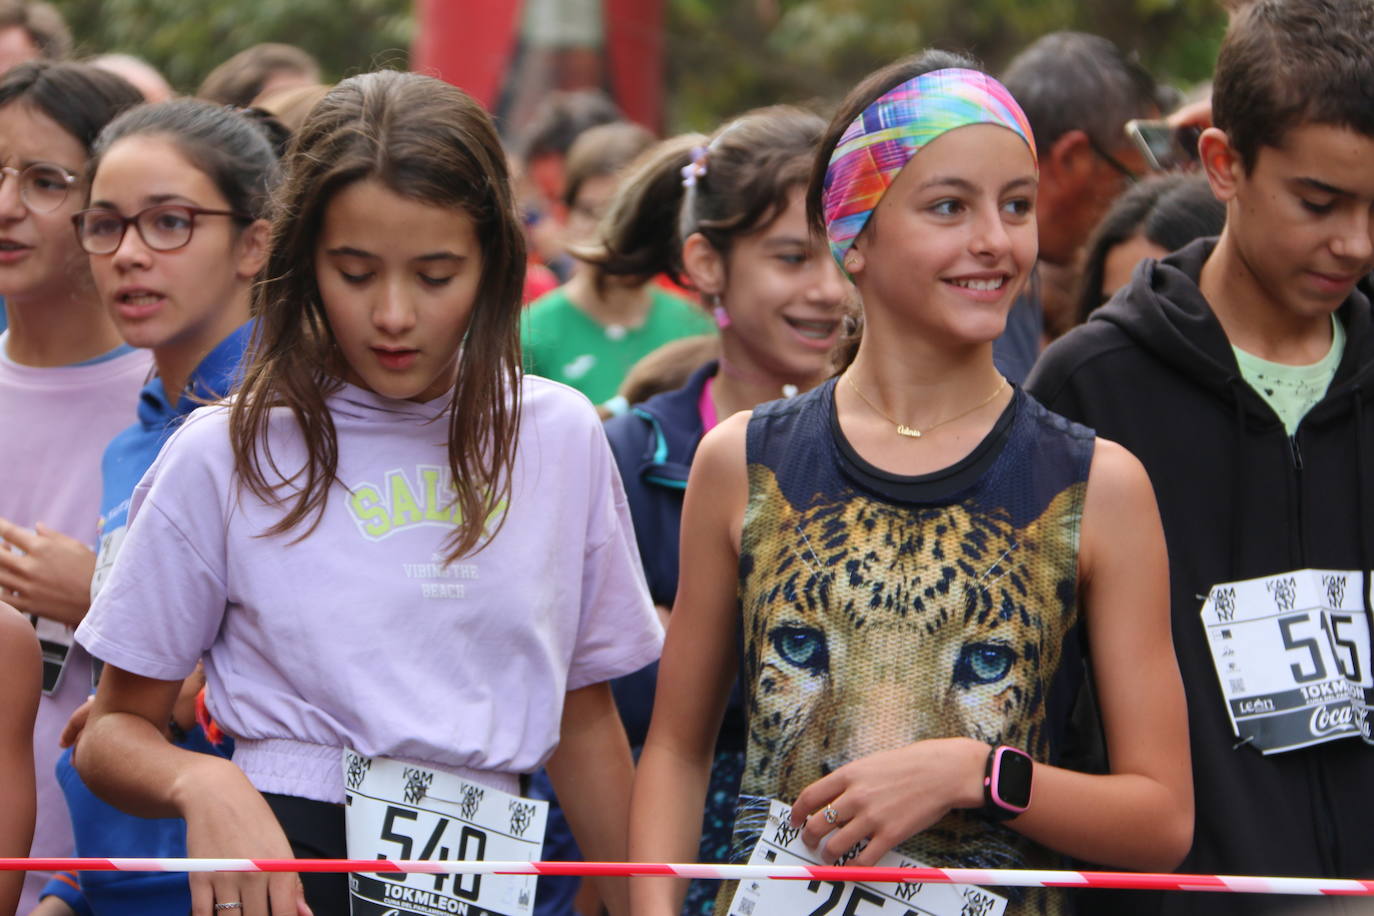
[{"left": 1027, "top": 238, "right": 1374, "bottom": 916}]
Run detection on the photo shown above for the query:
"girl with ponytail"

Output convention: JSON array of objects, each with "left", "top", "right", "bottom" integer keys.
[{"left": 602, "top": 106, "right": 848, "bottom": 912}]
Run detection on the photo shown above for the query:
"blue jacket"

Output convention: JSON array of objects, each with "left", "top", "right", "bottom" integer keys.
[
  {"left": 44, "top": 728, "right": 230, "bottom": 916},
  {"left": 43, "top": 322, "right": 252, "bottom": 915},
  {"left": 532, "top": 364, "right": 735, "bottom": 916},
  {"left": 95, "top": 321, "right": 254, "bottom": 546},
  {"left": 604, "top": 361, "right": 712, "bottom": 607},
  {"left": 603, "top": 361, "right": 744, "bottom": 751}
]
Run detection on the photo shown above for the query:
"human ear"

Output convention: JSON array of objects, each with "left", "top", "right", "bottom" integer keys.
[
  {"left": 1199, "top": 128, "right": 1243, "bottom": 202},
  {"left": 845, "top": 214, "right": 878, "bottom": 276},
  {"left": 1048, "top": 129, "right": 1095, "bottom": 183},
  {"left": 233, "top": 218, "right": 272, "bottom": 279},
  {"left": 843, "top": 246, "right": 865, "bottom": 275},
  {"left": 682, "top": 231, "right": 726, "bottom": 296}
]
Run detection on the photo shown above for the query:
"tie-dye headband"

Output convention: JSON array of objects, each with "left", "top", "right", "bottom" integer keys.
[{"left": 822, "top": 68, "right": 1037, "bottom": 266}]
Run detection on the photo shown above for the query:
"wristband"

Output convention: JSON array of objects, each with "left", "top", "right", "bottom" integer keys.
[{"left": 983, "top": 744, "right": 1033, "bottom": 821}]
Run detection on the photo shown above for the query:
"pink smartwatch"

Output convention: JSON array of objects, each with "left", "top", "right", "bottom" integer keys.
[{"left": 983, "top": 745, "right": 1033, "bottom": 821}]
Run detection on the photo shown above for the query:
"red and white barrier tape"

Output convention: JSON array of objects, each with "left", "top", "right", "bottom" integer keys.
[{"left": 0, "top": 860, "right": 1371, "bottom": 896}]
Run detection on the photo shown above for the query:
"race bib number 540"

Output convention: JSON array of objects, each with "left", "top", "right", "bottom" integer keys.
[
  {"left": 343, "top": 751, "right": 547, "bottom": 916},
  {"left": 1200, "top": 569, "right": 1374, "bottom": 754},
  {"left": 726, "top": 800, "right": 1005, "bottom": 916}
]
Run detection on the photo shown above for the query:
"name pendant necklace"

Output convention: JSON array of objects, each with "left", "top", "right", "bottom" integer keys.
[{"left": 844, "top": 373, "right": 1007, "bottom": 438}]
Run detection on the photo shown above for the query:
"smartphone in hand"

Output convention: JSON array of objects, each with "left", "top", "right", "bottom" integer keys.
[{"left": 1125, "top": 119, "right": 1202, "bottom": 172}]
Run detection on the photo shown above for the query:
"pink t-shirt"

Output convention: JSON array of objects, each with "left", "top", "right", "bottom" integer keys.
[
  {"left": 0, "top": 332, "right": 150, "bottom": 911},
  {"left": 698, "top": 375, "right": 720, "bottom": 433},
  {"left": 78, "top": 376, "right": 663, "bottom": 803}
]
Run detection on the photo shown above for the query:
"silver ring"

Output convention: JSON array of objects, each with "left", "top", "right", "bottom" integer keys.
[
  {"left": 215, "top": 904, "right": 244, "bottom": 911},
  {"left": 822, "top": 805, "right": 839, "bottom": 825}
]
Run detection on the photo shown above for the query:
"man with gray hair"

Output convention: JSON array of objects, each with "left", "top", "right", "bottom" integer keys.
[
  {"left": 992, "top": 32, "right": 1160, "bottom": 374},
  {"left": 1003, "top": 31, "right": 1161, "bottom": 269},
  {"left": 0, "top": 0, "right": 68, "bottom": 73}
]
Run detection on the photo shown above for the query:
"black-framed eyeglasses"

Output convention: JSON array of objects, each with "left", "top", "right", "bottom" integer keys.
[
  {"left": 0, "top": 162, "right": 77, "bottom": 213},
  {"left": 71, "top": 204, "right": 249, "bottom": 255},
  {"left": 1085, "top": 135, "right": 1141, "bottom": 185}
]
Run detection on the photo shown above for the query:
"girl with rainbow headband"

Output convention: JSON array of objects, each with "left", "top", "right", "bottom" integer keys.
[{"left": 629, "top": 52, "right": 1193, "bottom": 916}]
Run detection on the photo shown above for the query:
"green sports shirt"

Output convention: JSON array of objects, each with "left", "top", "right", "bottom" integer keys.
[{"left": 520, "top": 285, "right": 714, "bottom": 404}]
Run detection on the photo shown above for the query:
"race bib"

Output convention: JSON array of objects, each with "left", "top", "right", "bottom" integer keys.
[
  {"left": 32, "top": 615, "right": 72, "bottom": 695},
  {"left": 90, "top": 522, "right": 128, "bottom": 601},
  {"left": 343, "top": 751, "right": 547, "bottom": 916},
  {"left": 5, "top": 528, "right": 74, "bottom": 695},
  {"left": 725, "top": 799, "right": 1006, "bottom": 916},
  {"left": 1200, "top": 569, "right": 1374, "bottom": 754}
]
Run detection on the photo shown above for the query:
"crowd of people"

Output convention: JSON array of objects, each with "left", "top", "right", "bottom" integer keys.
[{"left": 3, "top": 0, "right": 1374, "bottom": 915}]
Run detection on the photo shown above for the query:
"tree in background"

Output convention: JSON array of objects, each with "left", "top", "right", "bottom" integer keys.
[
  {"left": 57, "top": 0, "right": 411, "bottom": 92},
  {"left": 667, "top": 0, "right": 1228, "bottom": 128},
  {"left": 58, "top": 0, "right": 1226, "bottom": 130}
]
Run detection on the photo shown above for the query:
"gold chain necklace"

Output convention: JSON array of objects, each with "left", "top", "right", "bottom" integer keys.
[{"left": 844, "top": 373, "right": 1007, "bottom": 439}]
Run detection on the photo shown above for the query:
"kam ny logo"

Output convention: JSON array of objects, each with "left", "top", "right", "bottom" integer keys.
[
  {"left": 347, "top": 464, "right": 507, "bottom": 541},
  {"left": 1322, "top": 573, "right": 1349, "bottom": 608},
  {"left": 1267, "top": 576, "right": 1299, "bottom": 612},
  {"left": 1211, "top": 586, "right": 1238, "bottom": 623}
]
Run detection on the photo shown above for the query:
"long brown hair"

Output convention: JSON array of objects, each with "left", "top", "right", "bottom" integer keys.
[{"left": 229, "top": 70, "right": 526, "bottom": 561}]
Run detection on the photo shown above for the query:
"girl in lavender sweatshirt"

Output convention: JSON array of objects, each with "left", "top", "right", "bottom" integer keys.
[{"left": 73, "top": 71, "right": 662, "bottom": 916}]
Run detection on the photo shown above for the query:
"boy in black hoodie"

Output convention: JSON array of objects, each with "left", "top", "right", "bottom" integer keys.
[{"left": 1027, "top": 1, "right": 1374, "bottom": 913}]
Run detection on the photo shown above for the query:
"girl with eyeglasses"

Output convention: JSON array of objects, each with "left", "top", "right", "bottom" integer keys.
[
  {"left": 78, "top": 100, "right": 277, "bottom": 591},
  {"left": 72, "top": 71, "right": 660, "bottom": 916},
  {"left": 28, "top": 99, "right": 282, "bottom": 916},
  {"left": 0, "top": 60, "right": 146, "bottom": 914}
]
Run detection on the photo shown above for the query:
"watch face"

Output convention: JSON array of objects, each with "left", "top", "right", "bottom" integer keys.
[{"left": 995, "top": 748, "right": 1033, "bottom": 810}]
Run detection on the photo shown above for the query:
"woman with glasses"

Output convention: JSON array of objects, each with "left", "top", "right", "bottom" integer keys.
[
  {"left": 0, "top": 61, "right": 146, "bottom": 915},
  {"left": 29, "top": 99, "right": 281, "bottom": 916}
]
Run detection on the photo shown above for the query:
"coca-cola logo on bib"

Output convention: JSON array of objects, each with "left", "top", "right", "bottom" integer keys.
[{"left": 1310, "top": 703, "right": 1354, "bottom": 737}]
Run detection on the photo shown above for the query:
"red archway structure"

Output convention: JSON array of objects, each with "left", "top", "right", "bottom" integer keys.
[{"left": 410, "top": 0, "right": 665, "bottom": 133}]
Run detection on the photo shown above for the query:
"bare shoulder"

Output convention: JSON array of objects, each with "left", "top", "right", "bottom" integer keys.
[
  {"left": 1084, "top": 436, "right": 1155, "bottom": 510},
  {"left": 0, "top": 602, "right": 39, "bottom": 719},
  {"left": 691, "top": 410, "right": 751, "bottom": 483},
  {"left": 0, "top": 602, "right": 37, "bottom": 660},
  {"left": 684, "top": 410, "right": 752, "bottom": 554},
  {"left": 1080, "top": 436, "right": 1166, "bottom": 587}
]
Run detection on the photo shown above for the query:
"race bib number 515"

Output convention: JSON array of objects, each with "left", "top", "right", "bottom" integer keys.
[
  {"left": 726, "top": 800, "right": 1005, "bottom": 916},
  {"left": 1200, "top": 569, "right": 1374, "bottom": 754},
  {"left": 343, "top": 751, "right": 548, "bottom": 916}
]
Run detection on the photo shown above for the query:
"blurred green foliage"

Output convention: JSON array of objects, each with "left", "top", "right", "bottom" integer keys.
[
  {"left": 56, "top": 0, "right": 1226, "bottom": 132},
  {"left": 55, "top": 0, "right": 412, "bottom": 93},
  {"left": 667, "top": 0, "right": 1229, "bottom": 130}
]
